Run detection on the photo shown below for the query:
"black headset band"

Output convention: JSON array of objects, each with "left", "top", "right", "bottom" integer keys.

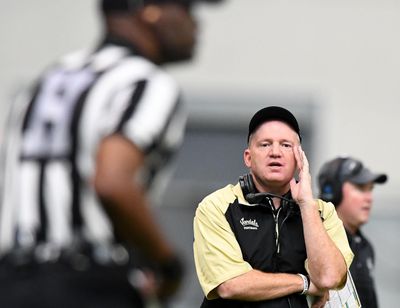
[{"left": 320, "top": 157, "right": 363, "bottom": 205}]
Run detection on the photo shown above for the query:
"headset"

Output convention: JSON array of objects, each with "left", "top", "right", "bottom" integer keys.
[
  {"left": 239, "top": 173, "right": 257, "bottom": 200},
  {"left": 318, "top": 157, "right": 363, "bottom": 206},
  {"left": 239, "top": 173, "right": 294, "bottom": 205}
]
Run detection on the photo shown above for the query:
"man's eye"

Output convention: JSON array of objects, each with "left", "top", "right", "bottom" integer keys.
[
  {"left": 282, "top": 143, "right": 293, "bottom": 148},
  {"left": 261, "top": 143, "right": 271, "bottom": 147}
]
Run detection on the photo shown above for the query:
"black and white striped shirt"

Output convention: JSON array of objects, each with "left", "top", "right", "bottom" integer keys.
[{"left": 0, "top": 39, "right": 187, "bottom": 258}]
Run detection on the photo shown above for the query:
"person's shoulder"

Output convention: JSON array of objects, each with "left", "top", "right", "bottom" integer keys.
[
  {"left": 316, "top": 198, "right": 335, "bottom": 210},
  {"left": 195, "top": 184, "right": 237, "bottom": 218},
  {"left": 29, "top": 49, "right": 91, "bottom": 80},
  {"left": 149, "top": 65, "right": 179, "bottom": 89},
  {"left": 315, "top": 198, "right": 337, "bottom": 219},
  {"left": 198, "top": 184, "right": 238, "bottom": 210},
  {"left": 120, "top": 54, "right": 179, "bottom": 91},
  {"left": 57, "top": 48, "right": 92, "bottom": 70}
]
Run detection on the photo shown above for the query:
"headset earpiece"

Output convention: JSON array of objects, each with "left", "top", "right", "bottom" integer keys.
[
  {"left": 319, "top": 157, "right": 363, "bottom": 206},
  {"left": 319, "top": 158, "right": 347, "bottom": 206},
  {"left": 320, "top": 183, "right": 336, "bottom": 203},
  {"left": 239, "top": 173, "right": 256, "bottom": 202}
]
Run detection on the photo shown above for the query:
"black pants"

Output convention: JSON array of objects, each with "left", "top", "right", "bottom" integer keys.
[{"left": 0, "top": 261, "right": 144, "bottom": 308}]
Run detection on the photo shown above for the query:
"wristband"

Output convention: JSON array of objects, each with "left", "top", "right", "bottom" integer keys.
[{"left": 297, "top": 273, "right": 310, "bottom": 295}]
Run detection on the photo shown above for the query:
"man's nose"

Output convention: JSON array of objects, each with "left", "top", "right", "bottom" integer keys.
[
  {"left": 269, "top": 143, "right": 281, "bottom": 156},
  {"left": 364, "top": 190, "right": 373, "bottom": 203}
]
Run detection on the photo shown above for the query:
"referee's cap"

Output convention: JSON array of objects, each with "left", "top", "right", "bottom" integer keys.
[
  {"left": 101, "top": 0, "right": 223, "bottom": 13},
  {"left": 247, "top": 106, "right": 301, "bottom": 143}
]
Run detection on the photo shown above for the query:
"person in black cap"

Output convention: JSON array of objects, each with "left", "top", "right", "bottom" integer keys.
[
  {"left": 0, "top": 0, "right": 222, "bottom": 307},
  {"left": 318, "top": 157, "right": 388, "bottom": 308},
  {"left": 193, "top": 106, "right": 354, "bottom": 307}
]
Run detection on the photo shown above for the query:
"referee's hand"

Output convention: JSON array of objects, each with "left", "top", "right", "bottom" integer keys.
[{"left": 156, "top": 254, "right": 185, "bottom": 300}]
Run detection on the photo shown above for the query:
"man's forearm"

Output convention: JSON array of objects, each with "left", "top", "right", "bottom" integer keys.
[
  {"left": 216, "top": 269, "right": 305, "bottom": 301},
  {"left": 301, "top": 201, "right": 347, "bottom": 289}
]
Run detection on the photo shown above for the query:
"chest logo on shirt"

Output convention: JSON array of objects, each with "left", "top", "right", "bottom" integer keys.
[{"left": 240, "top": 217, "right": 259, "bottom": 230}]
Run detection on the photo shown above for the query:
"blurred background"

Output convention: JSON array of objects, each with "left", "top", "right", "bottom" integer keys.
[{"left": 1, "top": 1, "right": 399, "bottom": 307}]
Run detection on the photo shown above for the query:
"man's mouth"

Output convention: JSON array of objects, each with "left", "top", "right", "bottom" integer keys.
[{"left": 268, "top": 162, "right": 283, "bottom": 167}]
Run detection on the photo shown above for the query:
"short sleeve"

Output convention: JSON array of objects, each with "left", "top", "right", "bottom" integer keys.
[
  {"left": 318, "top": 199, "right": 354, "bottom": 268},
  {"left": 116, "top": 71, "right": 184, "bottom": 153},
  {"left": 193, "top": 191, "right": 252, "bottom": 299}
]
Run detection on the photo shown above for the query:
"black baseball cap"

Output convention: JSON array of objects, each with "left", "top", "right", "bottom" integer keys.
[
  {"left": 101, "top": 0, "right": 222, "bottom": 12},
  {"left": 247, "top": 106, "right": 301, "bottom": 143}
]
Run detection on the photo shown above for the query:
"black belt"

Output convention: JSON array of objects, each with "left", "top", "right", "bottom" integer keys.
[{"left": 0, "top": 243, "right": 131, "bottom": 270}]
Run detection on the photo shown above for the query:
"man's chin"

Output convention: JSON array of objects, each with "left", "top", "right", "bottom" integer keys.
[
  {"left": 161, "top": 49, "right": 195, "bottom": 64},
  {"left": 265, "top": 175, "right": 288, "bottom": 182}
]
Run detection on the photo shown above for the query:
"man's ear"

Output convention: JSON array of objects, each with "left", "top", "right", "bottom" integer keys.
[
  {"left": 140, "top": 5, "right": 162, "bottom": 24},
  {"left": 243, "top": 148, "right": 251, "bottom": 168}
]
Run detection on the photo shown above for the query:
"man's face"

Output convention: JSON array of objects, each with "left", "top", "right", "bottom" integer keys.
[
  {"left": 337, "top": 182, "right": 374, "bottom": 231},
  {"left": 244, "top": 121, "right": 300, "bottom": 192},
  {"left": 152, "top": 4, "right": 197, "bottom": 63}
]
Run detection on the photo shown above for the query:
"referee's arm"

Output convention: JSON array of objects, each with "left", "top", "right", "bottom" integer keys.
[{"left": 94, "top": 134, "right": 182, "bottom": 298}]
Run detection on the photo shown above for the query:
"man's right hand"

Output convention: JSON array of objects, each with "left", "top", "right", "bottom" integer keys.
[{"left": 307, "top": 281, "right": 329, "bottom": 308}]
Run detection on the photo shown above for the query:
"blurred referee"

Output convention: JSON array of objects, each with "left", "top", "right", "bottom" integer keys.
[{"left": 0, "top": 0, "right": 222, "bottom": 307}]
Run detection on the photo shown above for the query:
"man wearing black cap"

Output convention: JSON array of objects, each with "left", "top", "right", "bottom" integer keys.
[
  {"left": 0, "top": 0, "right": 222, "bottom": 307},
  {"left": 193, "top": 106, "right": 354, "bottom": 307},
  {"left": 318, "top": 157, "right": 388, "bottom": 308}
]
